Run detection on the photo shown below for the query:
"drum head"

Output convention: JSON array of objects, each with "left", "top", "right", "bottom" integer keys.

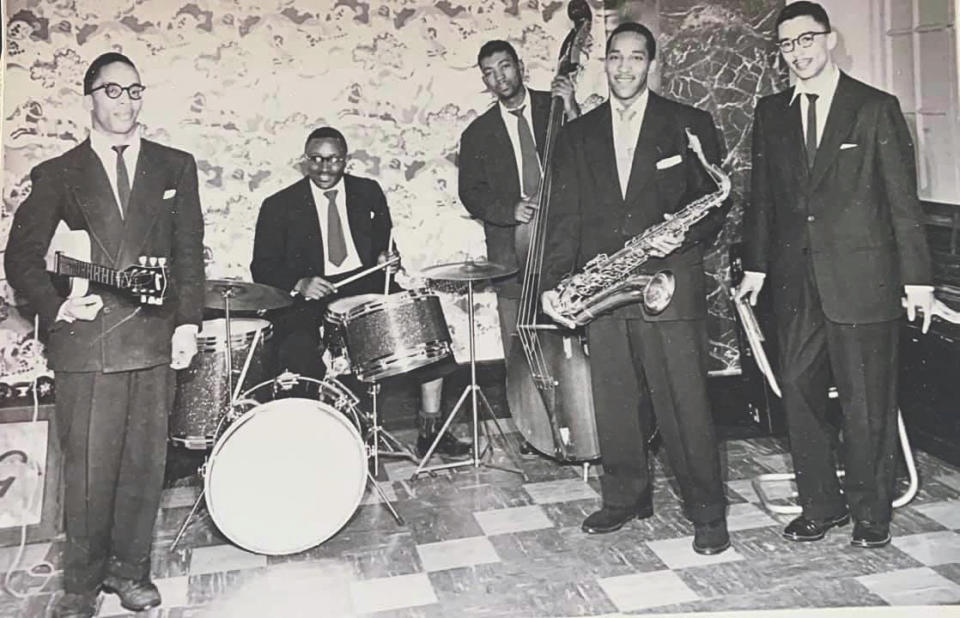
[
  {"left": 204, "top": 398, "right": 367, "bottom": 555},
  {"left": 327, "top": 294, "right": 381, "bottom": 317}
]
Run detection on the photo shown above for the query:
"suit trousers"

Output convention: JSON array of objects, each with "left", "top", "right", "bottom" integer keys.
[
  {"left": 777, "top": 263, "right": 900, "bottom": 523},
  {"left": 56, "top": 364, "right": 174, "bottom": 593},
  {"left": 586, "top": 315, "right": 726, "bottom": 523}
]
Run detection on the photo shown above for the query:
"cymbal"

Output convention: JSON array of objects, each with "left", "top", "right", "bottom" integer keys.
[
  {"left": 204, "top": 279, "right": 292, "bottom": 311},
  {"left": 420, "top": 259, "right": 518, "bottom": 282}
]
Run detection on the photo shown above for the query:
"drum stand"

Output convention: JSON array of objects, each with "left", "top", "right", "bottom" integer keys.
[
  {"left": 364, "top": 381, "right": 419, "bottom": 476},
  {"left": 412, "top": 279, "right": 524, "bottom": 479}
]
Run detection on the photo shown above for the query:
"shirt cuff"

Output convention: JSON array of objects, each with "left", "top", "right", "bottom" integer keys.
[
  {"left": 904, "top": 285, "right": 935, "bottom": 294},
  {"left": 174, "top": 324, "right": 199, "bottom": 336}
]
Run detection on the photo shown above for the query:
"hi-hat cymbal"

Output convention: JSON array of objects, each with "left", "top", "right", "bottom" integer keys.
[
  {"left": 204, "top": 279, "right": 292, "bottom": 311},
  {"left": 420, "top": 259, "right": 518, "bottom": 282}
]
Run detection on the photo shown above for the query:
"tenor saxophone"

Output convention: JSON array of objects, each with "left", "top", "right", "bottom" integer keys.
[{"left": 550, "top": 127, "right": 731, "bottom": 326}]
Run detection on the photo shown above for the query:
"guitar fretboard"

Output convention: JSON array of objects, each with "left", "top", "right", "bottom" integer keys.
[{"left": 55, "top": 254, "right": 127, "bottom": 289}]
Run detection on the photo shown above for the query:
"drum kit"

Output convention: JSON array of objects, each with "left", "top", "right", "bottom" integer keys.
[{"left": 169, "top": 258, "right": 522, "bottom": 556}]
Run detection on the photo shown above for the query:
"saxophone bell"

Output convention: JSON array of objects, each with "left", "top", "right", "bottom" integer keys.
[{"left": 643, "top": 270, "right": 676, "bottom": 315}]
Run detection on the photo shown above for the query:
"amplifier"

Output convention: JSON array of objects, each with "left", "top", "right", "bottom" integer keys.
[{"left": 0, "top": 403, "right": 63, "bottom": 547}]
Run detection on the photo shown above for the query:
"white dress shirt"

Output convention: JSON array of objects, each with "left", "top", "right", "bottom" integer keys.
[
  {"left": 499, "top": 88, "right": 541, "bottom": 198},
  {"left": 611, "top": 88, "right": 650, "bottom": 198},
  {"left": 89, "top": 125, "right": 141, "bottom": 219},
  {"left": 789, "top": 61, "right": 840, "bottom": 149},
  {"left": 309, "top": 177, "right": 363, "bottom": 275}
]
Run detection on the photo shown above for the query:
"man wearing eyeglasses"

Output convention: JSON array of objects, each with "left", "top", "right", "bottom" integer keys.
[
  {"left": 738, "top": 1, "right": 933, "bottom": 549},
  {"left": 5, "top": 52, "right": 204, "bottom": 617},
  {"left": 250, "top": 127, "right": 471, "bottom": 457}
]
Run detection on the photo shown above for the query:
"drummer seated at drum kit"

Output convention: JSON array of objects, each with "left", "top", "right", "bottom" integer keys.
[{"left": 251, "top": 126, "right": 471, "bottom": 459}]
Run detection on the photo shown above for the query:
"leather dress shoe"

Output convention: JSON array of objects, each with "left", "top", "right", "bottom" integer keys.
[
  {"left": 693, "top": 519, "right": 731, "bottom": 555},
  {"left": 416, "top": 431, "right": 471, "bottom": 459},
  {"left": 52, "top": 592, "right": 98, "bottom": 618},
  {"left": 102, "top": 575, "right": 162, "bottom": 612},
  {"left": 851, "top": 520, "right": 892, "bottom": 548},
  {"left": 782, "top": 512, "right": 850, "bottom": 542},
  {"left": 582, "top": 502, "right": 654, "bottom": 534}
]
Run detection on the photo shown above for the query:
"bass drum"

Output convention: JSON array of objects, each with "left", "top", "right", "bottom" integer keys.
[{"left": 204, "top": 376, "right": 367, "bottom": 555}]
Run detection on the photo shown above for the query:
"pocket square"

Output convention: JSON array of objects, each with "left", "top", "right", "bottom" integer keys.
[
  {"left": 163, "top": 189, "right": 177, "bottom": 199},
  {"left": 656, "top": 154, "right": 682, "bottom": 170},
  {"left": 840, "top": 143, "right": 858, "bottom": 150}
]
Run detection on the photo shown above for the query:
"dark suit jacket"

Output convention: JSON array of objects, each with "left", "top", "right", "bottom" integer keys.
[
  {"left": 5, "top": 139, "right": 206, "bottom": 372},
  {"left": 458, "top": 89, "right": 550, "bottom": 296},
  {"left": 250, "top": 174, "right": 392, "bottom": 326},
  {"left": 745, "top": 72, "right": 932, "bottom": 324},
  {"left": 542, "top": 93, "right": 726, "bottom": 321}
]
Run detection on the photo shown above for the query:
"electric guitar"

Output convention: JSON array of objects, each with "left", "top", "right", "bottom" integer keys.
[{"left": 44, "top": 225, "right": 168, "bottom": 305}]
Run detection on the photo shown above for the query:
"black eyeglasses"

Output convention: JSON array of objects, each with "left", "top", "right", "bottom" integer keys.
[
  {"left": 778, "top": 31, "right": 830, "bottom": 54},
  {"left": 88, "top": 82, "right": 147, "bottom": 100},
  {"left": 303, "top": 154, "right": 346, "bottom": 166}
]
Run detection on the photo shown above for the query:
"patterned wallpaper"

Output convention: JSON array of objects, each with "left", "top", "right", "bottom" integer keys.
[
  {"left": 1, "top": 0, "right": 611, "bottom": 372},
  {"left": 0, "top": 0, "right": 787, "bottom": 380}
]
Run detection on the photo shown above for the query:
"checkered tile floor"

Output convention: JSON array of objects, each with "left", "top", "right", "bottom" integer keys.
[{"left": 3, "top": 424, "right": 960, "bottom": 617}]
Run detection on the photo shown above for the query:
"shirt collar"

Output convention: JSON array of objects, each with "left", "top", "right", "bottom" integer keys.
[
  {"left": 613, "top": 88, "right": 649, "bottom": 120},
  {"left": 789, "top": 62, "right": 840, "bottom": 105},
  {"left": 499, "top": 87, "right": 530, "bottom": 115},
  {"left": 310, "top": 176, "right": 346, "bottom": 203},
  {"left": 89, "top": 124, "right": 141, "bottom": 153}
]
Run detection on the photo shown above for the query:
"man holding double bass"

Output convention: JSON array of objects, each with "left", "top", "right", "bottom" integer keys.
[{"left": 457, "top": 39, "right": 580, "bottom": 437}]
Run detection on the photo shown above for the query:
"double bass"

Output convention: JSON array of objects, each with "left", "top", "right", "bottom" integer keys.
[{"left": 507, "top": 0, "right": 600, "bottom": 461}]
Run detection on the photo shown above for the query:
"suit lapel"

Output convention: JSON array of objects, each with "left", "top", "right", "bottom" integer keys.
[
  {"left": 809, "top": 73, "right": 858, "bottom": 190},
  {"left": 116, "top": 140, "right": 167, "bottom": 267},
  {"left": 488, "top": 107, "right": 522, "bottom": 198},
  {"left": 65, "top": 141, "right": 123, "bottom": 263},
  {"left": 584, "top": 103, "right": 623, "bottom": 206},
  {"left": 344, "top": 175, "right": 370, "bottom": 264},
  {"left": 624, "top": 94, "right": 665, "bottom": 205},
  {"left": 297, "top": 178, "right": 326, "bottom": 275},
  {"left": 530, "top": 90, "right": 551, "bottom": 159}
]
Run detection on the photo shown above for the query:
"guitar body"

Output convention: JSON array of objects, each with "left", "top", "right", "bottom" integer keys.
[{"left": 45, "top": 223, "right": 91, "bottom": 298}]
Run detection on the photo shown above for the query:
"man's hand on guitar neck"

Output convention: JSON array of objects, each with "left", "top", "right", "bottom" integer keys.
[{"left": 56, "top": 295, "right": 104, "bottom": 323}]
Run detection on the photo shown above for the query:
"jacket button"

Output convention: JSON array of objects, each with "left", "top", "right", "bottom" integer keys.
[
  {"left": 807, "top": 215, "right": 815, "bottom": 222},
  {"left": 103, "top": 306, "right": 112, "bottom": 315}
]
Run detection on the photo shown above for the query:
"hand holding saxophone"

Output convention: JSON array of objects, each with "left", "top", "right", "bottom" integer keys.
[
  {"left": 643, "top": 212, "right": 685, "bottom": 257},
  {"left": 541, "top": 289, "right": 577, "bottom": 330},
  {"left": 735, "top": 271, "right": 766, "bottom": 306}
]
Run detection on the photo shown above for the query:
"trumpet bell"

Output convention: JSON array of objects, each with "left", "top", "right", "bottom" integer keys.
[{"left": 643, "top": 271, "right": 676, "bottom": 315}]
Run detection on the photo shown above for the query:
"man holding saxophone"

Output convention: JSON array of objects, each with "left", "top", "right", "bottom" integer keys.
[{"left": 541, "top": 22, "right": 730, "bottom": 554}]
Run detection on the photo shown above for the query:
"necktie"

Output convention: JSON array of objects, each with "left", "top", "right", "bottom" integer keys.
[
  {"left": 509, "top": 107, "right": 541, "bottom": 198},
  {"left": 616, "top": 106, "right": 638, "bottom": 197},
  {"left": 112, "top": 144, "right": 131, "bottom": 217},
  {"left": 805, "top": 93, "right": 819, "bottom": 169},
  {"left": 325, "top": 189, "right": 347, "bottom": 266}
]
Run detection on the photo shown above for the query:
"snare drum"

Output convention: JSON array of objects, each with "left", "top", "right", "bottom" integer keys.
[
  {"left": 205, "top": 375, "right": 367, "bottom": 555},
  {"left": 170, "top": 318, "right": 272, "bottom": 449},
  {"left": 337, "top": 289, "right": 452, "bottom": 382}
]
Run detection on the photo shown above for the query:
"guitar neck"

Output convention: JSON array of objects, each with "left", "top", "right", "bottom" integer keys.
[{"left": 55, "top": 254, "right": 125, "bottom": 289}]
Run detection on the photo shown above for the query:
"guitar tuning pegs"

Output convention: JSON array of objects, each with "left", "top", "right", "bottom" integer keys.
[
  {"left": 149, "top": 257, "right": 158, "bottom": 266},
  {"left": 158, "top": 257, "right": 167, "bottom": 267},
  {"left": 139, "top": 256, "right": 147, "bottom": 265}
]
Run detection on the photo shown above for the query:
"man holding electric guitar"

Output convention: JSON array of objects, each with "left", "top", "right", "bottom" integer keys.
[{"left": 5, "top": 52, "right": 205, "bottom": 618}]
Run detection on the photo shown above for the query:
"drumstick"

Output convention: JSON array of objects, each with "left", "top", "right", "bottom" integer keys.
[
  {"left": 333, "top": 255, "right": 399, "bottom": 290},
  {"left": 288, "top": 255, "right": 400, "bottom": 298},
  {"left": 232, "top": 327, "right": 263, "bottom": 402},
  {"left": 383, "top": 232, "right": 394, "bottom": 296}
]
